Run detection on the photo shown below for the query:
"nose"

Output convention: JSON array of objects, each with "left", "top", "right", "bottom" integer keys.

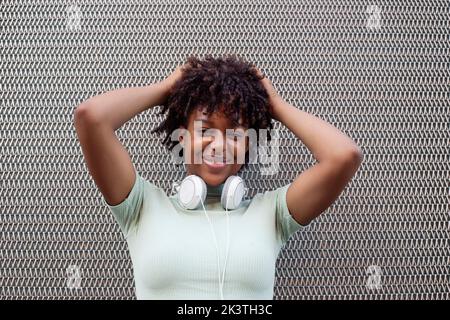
[{"left": 209, "top": 134, "right": 226, "bottom": 156}]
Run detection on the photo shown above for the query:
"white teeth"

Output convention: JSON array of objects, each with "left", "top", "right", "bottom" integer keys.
[
  {"left": 205, "top": 156, "right": 224, "bottom": 162},
  {"left": 204, "top": 156, "right": 225, "bottom": 164}
]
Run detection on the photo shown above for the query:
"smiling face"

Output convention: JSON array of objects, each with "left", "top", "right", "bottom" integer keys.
[{"left": 178, "top": 106, "right": 249, "bottom": 186}]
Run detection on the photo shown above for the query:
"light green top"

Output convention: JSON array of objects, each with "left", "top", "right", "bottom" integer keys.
[{"left": 103, "top": 166, "right": 307, "bottom": 300}]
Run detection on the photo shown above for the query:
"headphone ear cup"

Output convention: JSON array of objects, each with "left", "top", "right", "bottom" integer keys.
[
  {"left": 177, "top": 175, "right": 206, "bottom": 210},
  {"left": 221, "top": 175, "right": 246, "bottom": 210}
]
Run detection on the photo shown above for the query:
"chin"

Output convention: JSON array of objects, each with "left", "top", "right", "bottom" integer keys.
[{"left": 200, "top": 167, "right": 231, "bottom": 186}]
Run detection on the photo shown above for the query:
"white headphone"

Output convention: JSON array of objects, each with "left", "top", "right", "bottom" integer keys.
[{"left": 172, "top": 174, "right": 248, "bottom": 300}]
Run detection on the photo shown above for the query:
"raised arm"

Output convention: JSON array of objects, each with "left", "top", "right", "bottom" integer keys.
[
  {"left": 73, "top": 65, "right": 183, "bottom": 206},
  {"left": 256, "top": 68, "right": 363, "bottom": 226}
]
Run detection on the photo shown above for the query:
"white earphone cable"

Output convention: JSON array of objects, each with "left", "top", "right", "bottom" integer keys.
[
  {"left": 221, "top": 195, "right": 230, "bottom": 300},
  {"left": 200, "top": 196, "right": 226, "bottom": 300},
  {"left": 179, "top": 176, "right": 240, "bottom": 300}
]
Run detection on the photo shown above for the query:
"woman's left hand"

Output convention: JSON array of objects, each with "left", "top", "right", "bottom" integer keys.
[{"left": 253, "top": 66, "right": 282, "bottom": 118}]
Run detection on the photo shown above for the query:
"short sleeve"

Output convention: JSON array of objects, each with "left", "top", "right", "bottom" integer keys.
[
  {"left": 102, "top": 166, "right": 145, "bottom": 239},
  {"left": 273, "top": 184, "right": 307, "bottom": 246}
]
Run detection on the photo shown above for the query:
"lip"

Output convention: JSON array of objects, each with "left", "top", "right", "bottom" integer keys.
[{"left": 203, "top": 156, "right": 226, "bottom": 169}]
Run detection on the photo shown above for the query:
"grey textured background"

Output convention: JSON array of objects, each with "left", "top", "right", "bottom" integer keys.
[{"left": 1, "top": 0, "right": 448, "bottom": 299}]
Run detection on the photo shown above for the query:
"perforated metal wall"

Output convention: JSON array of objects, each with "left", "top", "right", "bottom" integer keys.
[{"left": 1, "top": 0, "right": 448, "bottom": 299}]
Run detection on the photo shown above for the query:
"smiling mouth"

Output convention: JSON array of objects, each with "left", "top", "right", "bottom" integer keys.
[{"left": 203, "top": 156, "right": 226, "bottom": 168}]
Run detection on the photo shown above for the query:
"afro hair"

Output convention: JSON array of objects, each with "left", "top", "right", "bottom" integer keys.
[{"left": 151, "top": 53, "right": 274, "bottom": 169}]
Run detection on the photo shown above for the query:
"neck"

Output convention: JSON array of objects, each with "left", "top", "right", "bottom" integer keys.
[
  {"left": 206, "top": 182, "right": 225, "bottom": 197},
  {"left": 184, "top": 166, "right": 224, "bottom": 197}
]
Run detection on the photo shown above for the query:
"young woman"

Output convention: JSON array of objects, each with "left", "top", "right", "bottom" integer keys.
[{"left": 74, "top": 54, "right": 363, "bottom": 300}]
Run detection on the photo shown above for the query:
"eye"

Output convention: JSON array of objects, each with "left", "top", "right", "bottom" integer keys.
[
  {"left": 200, "top": 128, "right": 214, "bottom": 139},
  {"left": 198, "top": 128, "right": 208, "bottom": 134}
]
